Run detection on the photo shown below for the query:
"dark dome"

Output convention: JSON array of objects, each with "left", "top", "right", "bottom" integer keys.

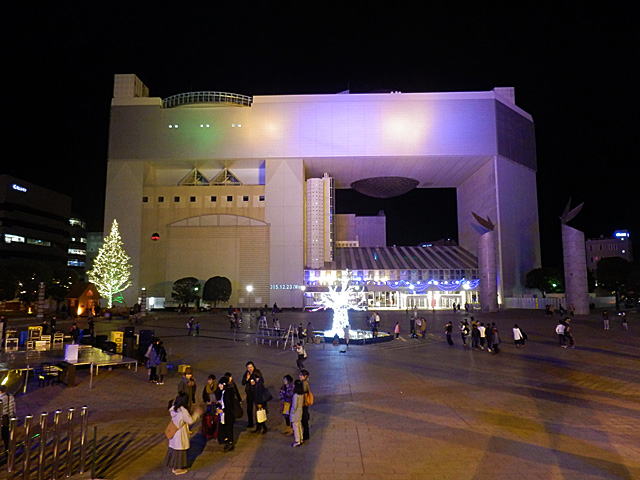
[{"left": 351, "top": 177, "right": 420, "bottom": 198}]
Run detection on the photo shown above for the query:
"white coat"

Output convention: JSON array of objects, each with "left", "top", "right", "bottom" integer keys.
[
  {"left": 513, "top": 328, "right": 523, "bottom": 341},
  {"left": 168, "top": 406, "right": 199, "bottom": 451}
]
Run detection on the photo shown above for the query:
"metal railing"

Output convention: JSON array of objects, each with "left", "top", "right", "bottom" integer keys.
[
  {"left": 162, "top": 91, "right": 253, "bottom": 108},
  {"left": 3, "top": 404, "right": 95, "bottom": 479}
]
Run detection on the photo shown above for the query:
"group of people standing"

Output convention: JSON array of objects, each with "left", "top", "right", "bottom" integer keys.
[
  {"left": 444, "top": 318, "right": 505, "bottom": 353},
  {"left": 165, "top": 361, "right": 314, "bottom": 475}
]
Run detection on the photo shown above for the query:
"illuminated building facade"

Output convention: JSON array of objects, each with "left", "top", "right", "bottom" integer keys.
[
  {"left": 586, "top": 230, "right": 633, "bottom": 271},
  {"left": 105, "top": 74, "right": 540, "bottom": 308}
]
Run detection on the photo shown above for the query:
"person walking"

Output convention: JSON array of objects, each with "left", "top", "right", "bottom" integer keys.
[
  {"left": 253, "top": 377, "right": 272, "bottom": 434},
  {"left": 471, "top": 321, "right": 480, "bottom": 349},
  {"left": 394, "top": 321, "right": 400, "bottom": 339},
  {"left": 564, "top": 319, "right": 575, "bottom": 348},
  {"left": 145, "top": 339, "right": 162, "bottom": 383},
  {"left": 0, "top": 385, "right": 16, "bottom": 453},
  {"left": 602, "top": 310, "right": 610, "bottom": 330},
  {"left": 490, "top": 323, "right": 501, "bottom": 354},
  {"left": 295, "top": 342, "right": 307, "bottom": 370},
  {"left": 513, "top": 324, "right": 524, "bottom": 348},
  {"left": 289, "top": 379, "right": 305, "bottom": 447},
  {"left": 555, "top": 321, "right": 566, "bottom": 347},
  {"left": 460, "top": 320, "right": 470, "bottom": 347},
  {"left": 478, "top": 322, "right": 486, "bottom": 350},
  {"left": 215, "top": 377, "right": 238, "bottom": 452},
  {"left": 177, "top": 368, "right": 197, "bottom": 412},
  {"left": 242, "top": 361, "right": 263, "bottom": 429},
  {"left": 156, "top": 341, "right": 168, "bottom": 385},
  {"left": 444, "top": 321, "right": 454, "bottom": 346},
  {"left": 279, "top": 375, "right": 294, "bottom": 435},
  {"left": 299, "top": 369, "right": 312, "bottom": 442},
  {"left": 165, "top": 393, "right": 203, "bottom": 475},
  {"left": 195, "top": 321, "right": 200, "bottom": 336},
  {"left": 186, "top": 317, "right": 194, "bottom": 336}
]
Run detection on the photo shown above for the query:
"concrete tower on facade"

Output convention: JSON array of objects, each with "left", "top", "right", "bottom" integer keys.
[
  {"left": 560, "top": 200, "right": 590, "bottom": 315},
  {"left": 473, "top": 213, "right": 499, "bottom": 312}
]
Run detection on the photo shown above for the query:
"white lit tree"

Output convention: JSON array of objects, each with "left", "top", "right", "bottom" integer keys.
[
  {"left": 316, "top": 270, "right": 367, "bottom": 337},
  {"left": 87, "top": 219, "right": 132, "bottom": 308}
]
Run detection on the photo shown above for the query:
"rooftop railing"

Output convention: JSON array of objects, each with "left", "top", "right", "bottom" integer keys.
[{"left": 162, "top": 91, "right": 253, "bottom": 108}]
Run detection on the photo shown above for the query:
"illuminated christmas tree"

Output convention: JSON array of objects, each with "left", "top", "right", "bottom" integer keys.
[{"left": 87, "top": 219, "right": 132, "bottom": 308}]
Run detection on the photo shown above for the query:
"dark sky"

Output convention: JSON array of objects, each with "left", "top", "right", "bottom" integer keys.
[{"left": 4, "top": 4, "right": 638, "bottom": 267}]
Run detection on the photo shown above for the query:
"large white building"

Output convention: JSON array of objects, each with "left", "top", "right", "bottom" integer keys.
[{"left": 104, "top": 74, "right": 540, "bottom": 309}]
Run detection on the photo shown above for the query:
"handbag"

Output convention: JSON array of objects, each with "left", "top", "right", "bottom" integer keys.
[
  {"left": 303, "top": 391, "right": 314, "bottom": 407},
  {"left": 164, "top": 420, "right": 179, "bottom": 439},
  {"left": 256, "top": 408, "right": 267, "bottom": 423},
  {"left": 282, "top": 401, "right": 291, "bottom": 415}
]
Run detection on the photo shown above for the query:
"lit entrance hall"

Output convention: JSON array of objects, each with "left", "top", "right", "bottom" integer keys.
[{"left": 304, "top": 244, "right": 479, "bottom": 309}]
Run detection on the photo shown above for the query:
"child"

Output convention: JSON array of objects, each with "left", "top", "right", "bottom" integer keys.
[{"left": 279, "top": 375, "right": 294, "bottom": 435}]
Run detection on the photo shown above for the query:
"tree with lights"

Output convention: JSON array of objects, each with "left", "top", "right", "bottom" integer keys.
[
  {"left": 314, "top": 270, "right": 367, "bottom": 337},
  {"left": 87, "top": 219, "right": 132, "bottom": 308}
]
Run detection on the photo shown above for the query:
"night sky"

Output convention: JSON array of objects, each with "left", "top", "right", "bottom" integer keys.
[{"left": 5, "top": 4, "right": 638, "bottom": 268}]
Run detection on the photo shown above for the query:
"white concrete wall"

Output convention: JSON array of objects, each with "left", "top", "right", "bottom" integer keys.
[{"left": 265, "top": 158, "right": 304, "bottom": 307}]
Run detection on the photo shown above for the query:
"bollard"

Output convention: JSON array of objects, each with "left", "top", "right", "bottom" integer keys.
[
  {"left": 78, "top": 406, "right": 88, "bottom": 474},
  {"left": 7, "top": 416, "right": 18, "bottom": 474},
  {"left": 38, "top": 412, "right": 48, "bottom": 480},
  {"left": 51, "top": 410, "right": 62, "bottom": 480},
  {"left": 23, "top": 415, "right": 34, "bottom": 480},
  {"left": 65, "top": 408, "right": 75, "bottom": 478}
]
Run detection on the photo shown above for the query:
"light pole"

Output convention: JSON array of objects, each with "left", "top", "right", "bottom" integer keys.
[{"left": 246, "top": 285, "right": 254, "bottom": 325}]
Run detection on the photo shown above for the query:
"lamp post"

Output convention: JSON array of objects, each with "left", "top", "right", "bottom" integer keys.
[{"left": 245, "top": 285, "right": 254, "bottom": 327}]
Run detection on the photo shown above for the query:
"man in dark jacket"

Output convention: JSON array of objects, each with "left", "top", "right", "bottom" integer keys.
[{"left": 241, "top": 361, "right": 263, "bottom": 429}]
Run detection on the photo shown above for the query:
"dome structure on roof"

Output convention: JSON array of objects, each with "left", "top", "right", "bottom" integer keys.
[{"left": 350, "top": 176, "right": 420, "bottom": 198}]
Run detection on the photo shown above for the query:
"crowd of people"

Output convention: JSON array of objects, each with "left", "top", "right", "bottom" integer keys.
[{"left": 164, "top": 360, "right": 314, "bottom": 475}]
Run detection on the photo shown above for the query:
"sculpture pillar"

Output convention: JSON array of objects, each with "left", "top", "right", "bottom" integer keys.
[
  {"left": 560, "top": 200, "right": 590, "bottom": 315},
  {"left": 473, "top": 213, "right": 498, "bottom": 312}
]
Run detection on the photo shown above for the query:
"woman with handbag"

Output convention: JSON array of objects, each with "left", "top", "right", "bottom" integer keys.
[{"left": 165, "top": 393, "right": 202, "bottom": 475}]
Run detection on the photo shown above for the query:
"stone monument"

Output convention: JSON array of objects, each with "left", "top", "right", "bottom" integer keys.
[{"left": 560, "top": 199, "right": 590, "bottom": 315}]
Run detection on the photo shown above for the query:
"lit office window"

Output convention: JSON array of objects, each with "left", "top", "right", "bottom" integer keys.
[
  {"left": 4, "top": 234, "right": 25, "bottom": 244},
  {"left": 68, "top": 248, "right": 87, "bottom": 255},
  {"left": 27, "top": 238, "right": 51, "bottom": 247},
  {"left": 67, "top": 260, "right": 85, "bottom": 267}
]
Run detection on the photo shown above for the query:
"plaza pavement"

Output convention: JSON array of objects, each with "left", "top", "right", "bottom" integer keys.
[{"left": 10, "top": 308, "right": 640, "bottom": 480}]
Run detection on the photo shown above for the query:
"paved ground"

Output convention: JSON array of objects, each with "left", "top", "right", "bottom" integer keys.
[{"left": 7, "top": 308, "right": 640, "bottom": 480}]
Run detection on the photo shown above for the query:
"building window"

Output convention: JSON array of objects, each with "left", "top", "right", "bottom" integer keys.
[
  {"left": 69, "top": 218, "right": 86, "bottom": 228},
  {"left": 67, "top": 260, "right": 85, "bottom": 267},
  {"left": 259, "top": 195, "right": 265, "bottom": 201},
  {"left": 227, "top": 195, "right": 233, "bottom": 202},
  {"left": 210, "top": 195, "right": 217, "bottom": 202},
  {"left": 190, "top": 196, "right": 196, "bottom": 202},
  {"left": 27, "top": 238, "right": 51, "bottom": 247},
  {"left": 158, "top": 196, "right": 164, "bottom": 203},
  {"left": 68, "top": 248, "right": 87, "bottom": 255},
  {"left": 142, "top": 196, "right": 149, "bottom": 203},
  {"left": 174, "top": 196, "right": 180, "bottom": 202},
  {"left": 243, "top": 195, "right": 249, "bottom": 202},
  {"left": 4, "top": 234, "right": 25, "bottom": 244}
]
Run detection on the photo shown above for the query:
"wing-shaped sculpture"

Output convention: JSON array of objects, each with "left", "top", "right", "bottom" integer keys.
[{"left": 472, "top": 212, "right": 495, "bottom": 231}]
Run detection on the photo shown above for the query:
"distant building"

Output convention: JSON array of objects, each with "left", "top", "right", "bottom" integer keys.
[
  {"left": 586, "top": 230, "right": 633, "bottom": 271},
  {"left": 85, "top": 232, "right": 104, "bottom": 270},
  {"left": 0, "top": 175, "right": 71, "bottom": 268},
  {"left": 67, "top": 217, "right": 88, "bottom": 273},
  {"left": 335, "top": 211, "right": 386, "bottom": 248}
]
